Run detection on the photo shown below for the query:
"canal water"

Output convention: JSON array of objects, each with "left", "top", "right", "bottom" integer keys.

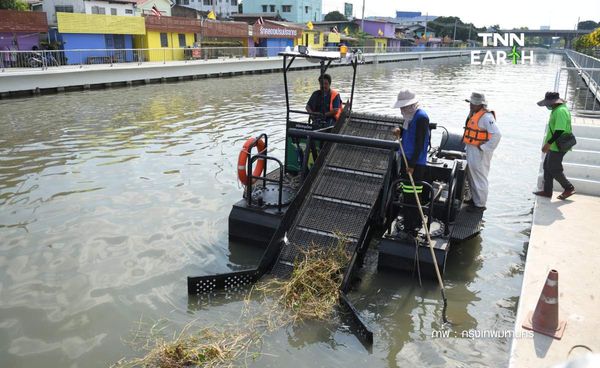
[{"left": 0, "top": 51, "right": 568, "bottom": 367}]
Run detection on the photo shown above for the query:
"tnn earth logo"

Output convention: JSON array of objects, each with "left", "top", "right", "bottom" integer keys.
[{"left": 471, "top": 33, "right": 534, "bottom": 65}]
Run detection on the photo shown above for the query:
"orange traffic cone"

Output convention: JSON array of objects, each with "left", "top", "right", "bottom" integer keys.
[{"left": 522, "top": 269, "right": 566, "bottom": 339}]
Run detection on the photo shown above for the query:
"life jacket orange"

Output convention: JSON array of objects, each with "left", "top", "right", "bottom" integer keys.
[
  {"left": 329, "top": 89, "right": 342, "bottom": 121},
  {"left": 462, "top": 109, "right": 496, "bottom": 146}
]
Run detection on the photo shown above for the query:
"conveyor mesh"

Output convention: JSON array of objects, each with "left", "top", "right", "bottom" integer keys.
[{"left": 271, "top": 113, "right": 395, "bottom": 278}]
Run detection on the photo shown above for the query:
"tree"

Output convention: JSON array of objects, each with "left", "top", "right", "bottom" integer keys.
[
  {"left": 426, "top": 16, "right": 486, "bottom": 41},
  {"left": 324, "top": 11, "right": 347, "bottom": 22},
  {"left": 573, "top": 26, "right": 600, "bottom": 53},
  {"left": 0, "top": 0, "right": 28, "bottom": 10},
  {"left": 578, "top": 20, "right": 598, "bottom": 30}
]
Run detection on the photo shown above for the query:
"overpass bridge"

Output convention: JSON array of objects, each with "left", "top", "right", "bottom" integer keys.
[{"left": 498, "top": 29, "right": 593, "bottom": 47}]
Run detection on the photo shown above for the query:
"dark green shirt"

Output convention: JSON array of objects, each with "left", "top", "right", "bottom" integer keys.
[{"left": 545, "top": 104, "right": 572, "bottom": 152}]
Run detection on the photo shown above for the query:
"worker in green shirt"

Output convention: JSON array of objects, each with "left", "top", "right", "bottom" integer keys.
[{"left": 533, "top": 92, "right": 576, "bottom": 200}]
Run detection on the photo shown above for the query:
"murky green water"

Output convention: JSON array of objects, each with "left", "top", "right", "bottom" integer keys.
[{"left": 0, "top": 52, "right": 567, "bottom": 367}]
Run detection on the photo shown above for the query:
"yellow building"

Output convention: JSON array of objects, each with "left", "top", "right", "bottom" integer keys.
[
  {"left": 374, "top": 38, "right": 387, "bottom": 53},
  {"left": 296, "top": 28, "right": 341, "bottom": 50},
  {"left": 133, "top": 16, "right": 200, "bottom": 61},
  {"left": 297, "top": 29, "right": 324, "bottom": 49}
]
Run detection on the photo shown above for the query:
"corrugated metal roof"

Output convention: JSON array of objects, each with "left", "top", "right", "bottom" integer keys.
[
  {"left": 144, "top": 15, "right": 201, "bottom": 33},
  {"left": 0, "top": 10, "right": 48, "bottom": 33}
]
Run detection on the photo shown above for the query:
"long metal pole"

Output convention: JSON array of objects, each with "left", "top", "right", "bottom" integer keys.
[
  {"left": 453, "top": 18, "right": 457, "bottom": 42},
  {"left": 397, "top": 136, "right": 449, "bottom": 324},
  {"left": 283, "top": 55, "right": 290, "bottom": 171},
  {"left": 361, "top": 0, "right": 365, "bottom": 31},
  {"left": 349, "top": 58, "right": 357, "bottom": 111}
]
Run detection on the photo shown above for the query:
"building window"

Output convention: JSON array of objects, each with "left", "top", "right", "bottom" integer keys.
[
  {"left": 269, "top": 5, "right": 275, "bottom": 12},
  {"left": 313, "top": 32, "right": 319, "bottom": 44},
  {"left": 111, "top": 8, "right": 117, "bottom": 15},
  {"left": 305, "top": 6, "right": 309, "bottom": 14},
  {"left": 178, "top": 34, "right": 186, "bottom": 47},
  {"left": 91, "top": 6, "right": 106, "bottom": 14},
  {"left": 55, "top": 5, "right": 74, "bottom": 13},
  {"left": 125, "top": 9, "right": 133, "bottom": 14},
  {"left": 261, "top": 5, "right": 267, "bottom": 12},
  {"left": 282, "top": 5, "right": 291, "bottom": 12},
  {"left": 204, "top": 0, "right": 211, "bottom": 5},
  {"left": 183, "top": 0, "right": 189, "bottom": 4},
  {"left": 231, "top": 0, "right": 237, "bottom": 5},
  {"left": 160, "top": 33, "right": 169, "bottom": 47}
]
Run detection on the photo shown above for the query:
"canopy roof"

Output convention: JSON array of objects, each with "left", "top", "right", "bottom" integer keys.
[{"left": 279, "top": 49, "right": 341, "bottom": 61}]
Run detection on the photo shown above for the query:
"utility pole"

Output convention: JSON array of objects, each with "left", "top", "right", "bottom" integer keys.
[
  {"left": 361, "top": 0, "right": 365, "bottom": 32},
  {"left": 453, "top": 18, "right": 457, "bottom": 42}
]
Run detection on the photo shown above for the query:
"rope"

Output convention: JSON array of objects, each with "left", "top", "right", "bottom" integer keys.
[
  {"left": 397, "top": 137, "right": 450, "bottom": 324},
  {"left": 413, "top": 236, "right": 422, "bottom": 287}
]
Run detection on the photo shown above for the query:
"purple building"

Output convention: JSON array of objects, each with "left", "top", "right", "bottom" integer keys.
[
  {"left": 355, "top": 19, "right": 403, "bottom": 52},
  {"left": 357, "top": 19, "right": 395, "bottom": 38}
]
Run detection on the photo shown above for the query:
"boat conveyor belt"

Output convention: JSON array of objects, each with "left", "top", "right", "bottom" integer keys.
[{"left": 271, "top": 113, "right": 397, "bottom": 277}]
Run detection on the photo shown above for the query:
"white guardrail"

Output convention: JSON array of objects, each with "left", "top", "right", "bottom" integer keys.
[
  {"left": 0, "top": 45, "right": 474, "bottom": 72},
  {"left": 557, "top": 50, "right": 600, "bottom": 117}
]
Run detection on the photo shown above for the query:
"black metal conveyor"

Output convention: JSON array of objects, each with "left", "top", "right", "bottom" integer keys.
[{"left": 272, "top": 113, "right": 396, "bottom": 278}]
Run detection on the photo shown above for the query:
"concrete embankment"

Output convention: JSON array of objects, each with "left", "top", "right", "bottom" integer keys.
[
  {"left": 510, "top": 118, "right": 600, "bottom": 367},
  {"left": 0, "top": 50, "right": 469, "bottom": 98}
]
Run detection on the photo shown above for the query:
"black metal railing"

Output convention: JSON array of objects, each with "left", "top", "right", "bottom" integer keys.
[
  {"left": 445, "top": 162, "right": 458, "bottom": 235},
  {"left": 243, "top": 133, "right": 285, "bottom": 213}
]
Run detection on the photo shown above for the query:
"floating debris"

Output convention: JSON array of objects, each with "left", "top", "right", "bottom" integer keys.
[{"left": 114, "top": 236, "right": 351, "bottom": 367}]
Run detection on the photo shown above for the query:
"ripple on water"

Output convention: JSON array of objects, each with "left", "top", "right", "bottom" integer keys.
[{"left": 0, "top": 53, "right": 567, "bottom": 367}]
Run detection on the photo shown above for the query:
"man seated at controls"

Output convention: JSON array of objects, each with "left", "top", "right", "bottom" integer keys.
[{"left": 305, "top": 73, "right": 342, "bottom": 126}]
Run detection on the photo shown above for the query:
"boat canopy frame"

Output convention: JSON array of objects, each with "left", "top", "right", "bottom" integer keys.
[{"left": 279, "top": 49, "right": 359, "bottom": 172}]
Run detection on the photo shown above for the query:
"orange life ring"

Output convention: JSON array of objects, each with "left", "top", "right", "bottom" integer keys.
[{"left": 237, "top": 137, "right": 266, "bottom": 185}]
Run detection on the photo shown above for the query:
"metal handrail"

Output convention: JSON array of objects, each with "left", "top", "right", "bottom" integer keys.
[
  {"left": 242, "top": 133, "right": 286, "bottom": 213},
  {"left": 248, "top": 155, "right": 285, "bottom": 213},
  {"left": 445, "top": 161, "right": 458, "bottom": 235},
  {"left": 244, "top": 133, "right": 268, "bottom": 203},
  {"left": 0, "top": 45, "right": 474, "bottom": 72},
  {"left": 559, "top": 50, "right": 600, "bottom": 115}
]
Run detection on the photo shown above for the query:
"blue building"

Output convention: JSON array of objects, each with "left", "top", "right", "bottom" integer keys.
[
  {"left": 55, "top": 12, "right": 145, "bottom": 65},
  {"left": 242, "top": 0, "right": 322, "bottom": 23}
]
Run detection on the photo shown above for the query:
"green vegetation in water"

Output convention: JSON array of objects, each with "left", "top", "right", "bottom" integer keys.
[
  {"left": 113, "top": 236, "right": 351, "bottom": 368},
  {"left": 256, "top": 236, "right": 352, "bottom": 321}
]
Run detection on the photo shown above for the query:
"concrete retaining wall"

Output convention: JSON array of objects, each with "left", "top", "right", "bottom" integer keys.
[{"left": 0, "top": 50, "right": 469, "bottom": 98}]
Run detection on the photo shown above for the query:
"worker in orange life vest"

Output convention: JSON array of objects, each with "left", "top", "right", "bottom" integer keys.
[
  {"left": 306, "top": 73, "right": 342, "bottom": 126},
  {"left": 463, "top": 92, "right": 502, "bottom": 212}
]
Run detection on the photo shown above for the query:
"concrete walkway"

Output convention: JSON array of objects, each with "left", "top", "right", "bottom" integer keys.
[
  {"left": 0, "top": 50, "right": 469, "bottom": 97},
  {"left": 509, "top": 192, "right": 600, "bottom": 367}
]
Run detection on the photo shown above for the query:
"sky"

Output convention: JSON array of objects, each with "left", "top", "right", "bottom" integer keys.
[{"left": 322, "top": 0, "right": 600, "bottom": 30}]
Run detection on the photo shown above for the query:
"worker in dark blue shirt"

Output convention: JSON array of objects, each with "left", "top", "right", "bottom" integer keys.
[
  {"left": 306, "top": 73, "right": 343, "bottom": 126},
  {"left": 393, "top": 89, "right": 430, "bottom": 236}
]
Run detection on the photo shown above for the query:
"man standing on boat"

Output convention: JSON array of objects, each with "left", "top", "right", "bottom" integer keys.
[
  {"left": 533, "top": 92, "right": 576, "bottom": 200},
  {"left": 393, "top": 89, "right": 430, "bottom": 235},
  {"left": 462, "top": 92, "right": 501, "bottom": 212},
  {"left": 305, "top": 73, "right": 342, "bottom": 127}
]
